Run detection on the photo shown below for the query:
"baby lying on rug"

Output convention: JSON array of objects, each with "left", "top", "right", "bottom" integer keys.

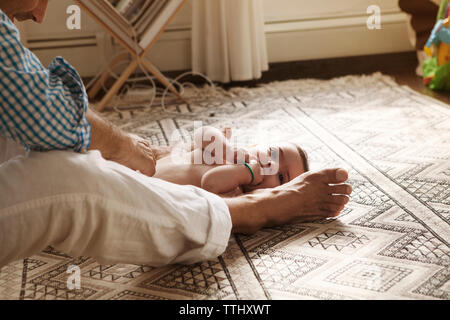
[{"left": 154, "top": 126, "right": 309, "bottom": 197}]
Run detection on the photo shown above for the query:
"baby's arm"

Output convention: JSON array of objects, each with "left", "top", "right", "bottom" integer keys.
[{"left": 201, "top": 162, "right": 262, "bottom": 195}]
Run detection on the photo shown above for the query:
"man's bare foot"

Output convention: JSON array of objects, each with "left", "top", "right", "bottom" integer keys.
[
  {"left": 264, "top": 168, "right": 352, "bottom": 227},
  {"left": 226, "top": 168, "right": 352, "bottom": 234}
]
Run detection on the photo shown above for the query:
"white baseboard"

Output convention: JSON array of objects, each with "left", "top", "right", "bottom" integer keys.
[
  {"left": 139, "top": 11, "right": 415, "bottom": 72},
  {"left": 264, "top": 12, "right": 414, "bottom": 63},
  {"left": 29, "top": 11, "right": 415, "bottom": 77}
]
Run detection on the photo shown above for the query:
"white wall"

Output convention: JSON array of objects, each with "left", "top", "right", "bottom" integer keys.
[{"left": 19, "top": 0, "right": 414, "bottom": 77}]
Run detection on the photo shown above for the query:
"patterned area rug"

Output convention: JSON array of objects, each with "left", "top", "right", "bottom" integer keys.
[{"left": 1, "top": 73, "right": 449, "bottom": 300}]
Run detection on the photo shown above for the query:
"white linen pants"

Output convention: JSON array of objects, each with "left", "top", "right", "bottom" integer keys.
[{"left": 0, "top": 137, "right": 232, "bottom": 268}]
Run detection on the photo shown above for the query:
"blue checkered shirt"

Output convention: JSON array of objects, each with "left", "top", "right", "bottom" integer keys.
[{"left": 0, "top": 9, "right": 91, "bottom": 153}]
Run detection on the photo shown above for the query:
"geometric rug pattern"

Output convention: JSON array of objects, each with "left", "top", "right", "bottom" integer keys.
[{"left": 1, "top": 73, "right": 449, "bottom": 299}]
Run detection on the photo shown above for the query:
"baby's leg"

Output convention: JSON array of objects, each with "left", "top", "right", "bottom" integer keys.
[
  {"left": 192, "top": 126, "right": 228, "bottom": 151},
  {"left": 191, "top": 126, "right": 234, "bottom": 165}
]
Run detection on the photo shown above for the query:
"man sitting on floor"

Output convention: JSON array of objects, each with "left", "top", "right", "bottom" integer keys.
[{"left": 0, "top": 0, "right": 352, "bottom": 268}]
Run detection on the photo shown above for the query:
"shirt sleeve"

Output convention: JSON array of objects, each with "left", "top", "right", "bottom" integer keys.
[{"left": 0, "top": 11, "right": 91, "bottom": 152}]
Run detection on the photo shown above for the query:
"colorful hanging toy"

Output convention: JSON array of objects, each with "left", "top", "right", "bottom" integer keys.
[{"left": 423, "top": 0, "right": 450, "bottom": 90}]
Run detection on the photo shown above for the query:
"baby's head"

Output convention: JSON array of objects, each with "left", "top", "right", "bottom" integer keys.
[{"left": 243, "top": 142, "right": 309, "bottom": 192}]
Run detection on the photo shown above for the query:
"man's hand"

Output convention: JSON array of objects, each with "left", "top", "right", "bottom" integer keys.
[
  {"left": 112, "top": 133, "right": 157, "bottom": 177},
  {"left": 87, "top": 108, "right": 159, "bottom": 177},
  {"left": 152, "top": 145, "right": 173, "bottom": 160}
]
